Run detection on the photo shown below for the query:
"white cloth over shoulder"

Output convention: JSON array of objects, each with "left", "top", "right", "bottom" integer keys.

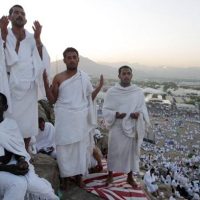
[
  {"left": 4, "top": 29, "right": 50, "bottom": 100},
  {"left": 103, "top": 83, "right": 150, "bottom": 130},
  {"left": 103, "top": 83, "right": 149, "bottom": 141},
  {"left": 0, "top": 34, "right": 11, "bottom": 113},
  {"left": 0, "top": 118, "right": 58, "bottom": 200},
  {"left": 54, "top": 70, "right": 95, "bottom": 145},
  {"left": 55, "top": 70, "right": 95, "bottom": 177},
  {"left": 1, "top": 28, "right": 50, "bottom": 138},
  {"left": 103, "top": 83, "right": 150, "bottom": 173},
  {"left": 0, "top": 118, "right": 31, "bottom": 160}
]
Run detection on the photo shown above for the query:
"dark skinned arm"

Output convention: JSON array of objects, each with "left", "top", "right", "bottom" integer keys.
[
  {"left": 43, "top": 70, "right": 58, "bottom": 104},
  {"left": 0, "top": 150, "right": 29, "bottom": 175},
  {"left": 33, "top": 20, "right": 43, "bottom": 59},
  {"left": 92, "top": 75, "right": 104, "bottom": 100},
  {"left": 0, "top": 163, "right": 29, "bottom": 175},
  {"left": 15, "top": 154, "right": 29, "bottom": 170},
  {"left": 0, "top": 149, "right": 13, "bottom": 164}
]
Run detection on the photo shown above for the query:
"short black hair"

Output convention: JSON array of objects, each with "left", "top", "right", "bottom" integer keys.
[
  {"left": 118, "top": 65, "right": 132, "bottom": 75},
  {"left": 63, "top": 47, "right": 79, "bottom": 58},
  {"left": 0, "top": 93, "right": 8, "bottom": 106},
  {"left": 9, "top": 5, "right": 24, "bottom": 16}
]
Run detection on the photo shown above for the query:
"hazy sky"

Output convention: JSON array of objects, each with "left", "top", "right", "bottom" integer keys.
[{"left": 1, "top": 0, "right": 200, "bottom": 67}]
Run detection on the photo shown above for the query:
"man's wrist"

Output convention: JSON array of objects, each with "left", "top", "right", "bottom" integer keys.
[
  {"left": 1, "top": 38, "right": 6, "bottom": 48},
  {"left": 3, "top": 41, "right": 6, "bottom": 48},
  {"left": 36, "top": 43, "right": 43, "bottom": 48},
  {"left": 35, "top": 39, "right": 43, "bottom": 48}
]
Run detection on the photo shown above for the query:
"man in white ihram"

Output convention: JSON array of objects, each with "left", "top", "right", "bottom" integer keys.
[
  {"left": 0, "top": 92, "right": 58, "bottom": 200},
  {"left": 0, "top": 5, "right": 50, "bottom": 150},
  {"left": 144, "top": 168, "right": 160, "bottom": 198},
  {"left": 35, "top": 117, "right": 56, "bottom": 158},
  {"left": 103, "top": 65, "right": 150, "bottom": 186},
  {"left": 43, "top": 47, "right": 103, "bottom": 189}
]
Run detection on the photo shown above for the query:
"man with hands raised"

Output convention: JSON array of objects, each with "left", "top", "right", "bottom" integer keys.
[{"left": 0, "top": 5, "right": 50, "bottom": 150}]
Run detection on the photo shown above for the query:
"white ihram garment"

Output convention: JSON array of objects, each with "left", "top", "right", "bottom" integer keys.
[
  {"left": 0, "top": 28, "right": 50, "bottom": 138},
  {"left": 103, "top": 83, "right": 150, "bottom": 173},
  {"left": 35, "top": 122, "right": 55, "bottom": 150},
  {"left": 0, "top": 118, "right": 59, "bottom": 200},
  {"left": 55, "top": 70, "right": 95, "bottom": 177},
  {"left": 35, "top": 122, "right": 56, "bottom": 158},
  {"left": 144, "top": 170, "right": 158, "bottom": 193},
  {"left": 0, "top": 37, "right": 11, "bottom": 113}
]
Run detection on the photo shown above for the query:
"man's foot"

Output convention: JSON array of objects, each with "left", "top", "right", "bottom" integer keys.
[
  {"left": 127, "top": 177, "right": 138, "bottom": 188},
  {"left": 105, "top": 176, "right": 113, "bottom": 186}
]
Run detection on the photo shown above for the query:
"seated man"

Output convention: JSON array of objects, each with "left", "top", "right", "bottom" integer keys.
[
  {"left": 0, "top": 92, "right": 59, "bottom": 200},
  {"left": 35, "top": 117, "right": 56, "bottom": 159},
  {"left": 144, "top": 168, "right": 160, "bottom": 198}
]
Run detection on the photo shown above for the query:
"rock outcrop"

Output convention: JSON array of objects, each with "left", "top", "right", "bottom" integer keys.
[{"left": 32, "top": 153, "right": 60, "bottom": 192}]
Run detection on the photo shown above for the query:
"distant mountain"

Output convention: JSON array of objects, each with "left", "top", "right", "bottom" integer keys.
[
  {"left": 136, "top": 66, "right": 200, "bottom": 81},
  {"left": 100, "top": 62, "right": 200, "bottom": 81},
  {"left": 50, "top": 56, "right": 200, "bottom": 81},
  {"left": 50, "top": 56, "right": 118, "bottom": 79}
]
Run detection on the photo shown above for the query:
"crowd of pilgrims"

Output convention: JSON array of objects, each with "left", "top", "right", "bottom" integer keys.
[
  {"left": 32, "top": 99, "right": 200, "bottom": 199},
  {"left": 140, "top": 103, "right": 200, "bottom": 200}
]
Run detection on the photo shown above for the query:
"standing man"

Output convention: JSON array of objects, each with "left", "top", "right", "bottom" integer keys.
[
  {"left": 0, "top": 5, "right": 50, "bottom": 150},
  {"left": 43, "top": 47, "right": 103, "bottom": 189},
  {"left": 103, "top": 65, "right": 150, "bottom": 186}
]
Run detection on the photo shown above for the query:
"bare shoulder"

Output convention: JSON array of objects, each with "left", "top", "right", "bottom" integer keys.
[
  {"left": 53, "top": 71, "right": 65, "bottom": 81},
  {"left": 53, "top": 71, "right": 69, "bottom": 86}
]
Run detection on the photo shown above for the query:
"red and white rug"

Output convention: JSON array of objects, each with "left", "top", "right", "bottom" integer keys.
[{"left": 84, "top": 160, "right": 150, "bottom": 200}]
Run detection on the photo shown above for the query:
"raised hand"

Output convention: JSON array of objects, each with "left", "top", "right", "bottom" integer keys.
[
  {"left": 0, "top": 16, "right": 9, "bottom": 41},
  {"left": 32, "top": 20, "right": 42, "bottom": 42},
  {"left": 92, "top": 74, "right": 104, "bottom": 100},
  {"left": 99, "top": 74, "right": 104, "bottom": 89}
]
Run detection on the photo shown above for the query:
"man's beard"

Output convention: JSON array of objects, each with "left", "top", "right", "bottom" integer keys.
[
  {"left": 67, "top": 63, "right": 77, "bottom": 71},
  {"left": 13, "top": 18, "right": 25, "bottom": 28},
  {"left": 67, "top": 67, "right": 77, "bottom": 71},
  {"left": 121, "top": 80, "right": 131, "bottom": 87}
]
